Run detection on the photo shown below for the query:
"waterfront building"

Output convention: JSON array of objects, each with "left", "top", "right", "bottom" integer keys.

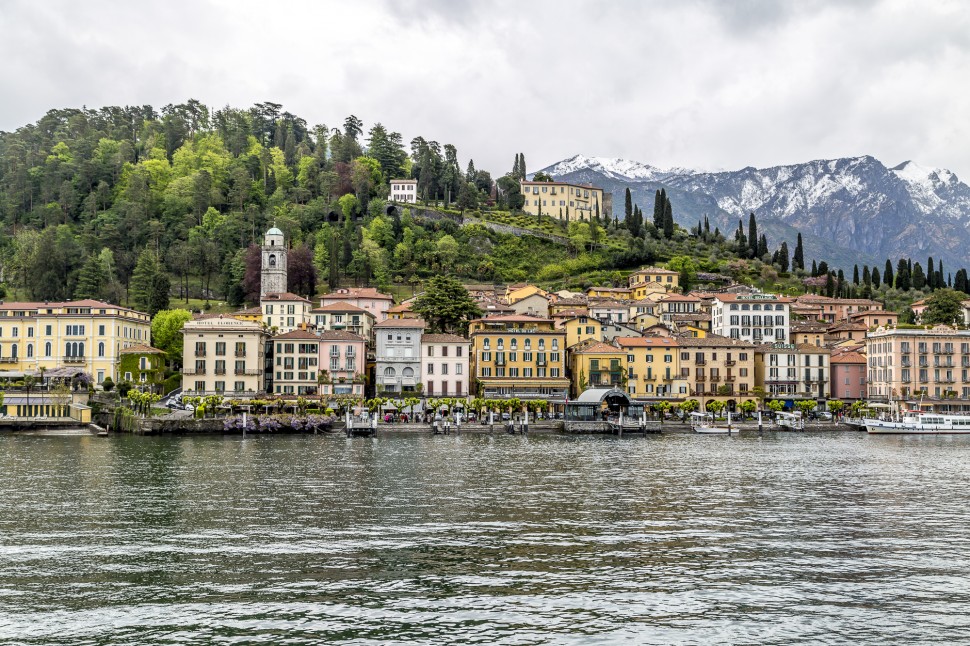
[
  {"left": 375, "top": 318, "right": 426, "bottom": 395},
  {"left": 831, "top": 350, "right": 867, "bottom": 402},
  {"left": 271, "top": 330, "right": 319, "bottom": 396},
  {"left": 117, "top": 344, "right": 166, "bottom": 391},
  {"left": 182, "top": 316, "right": 268, "bottom": 397},
  {"left": 421, "top": 333, "right": 470, "bottom": 397},
  {"left": 568, "top": 340, "right": 627, "bottom": 397},
  {"left": 310, "top": 302, "right": 375, "bottom": 343},
  {"left": 388, "top": 178, "right": 418, "bottom": 203},
  {"left": 520, "top": 180, "right": 606, "bottom": 222},
  {"left": 0, "top": 299, "right": 152, "bottom": 387},
  {"left": 261, "top": 292, "right": 311, "bottom": 333},
  {"left": 754, "top": 343, "right": 830, "bottom": 400},
  {"left": 469, "top": 314, "right": 569, "bottom": 403},
  {"left": 319, "top": 287, "right": 394, "bottom": 322},
  {"left": 865, "top": 325, "right": 970, "bottom": 401},
  {"left": 711, "top": 293, "right": 792, "bottom": 343},
  {"left": 614, "top": 336, "right": 685, "bottom": 399},
  {"left": 318, "top": 330, "right": 367, "bottom": 397},
  {"left": 260, "top": 226, "right": 287, "bottom": 299},
  {"left": 676, "top": 335, "right": 758, "bottom": 403}
]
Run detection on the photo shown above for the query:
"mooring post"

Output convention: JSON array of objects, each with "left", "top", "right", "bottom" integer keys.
[{"left": 758, "top": 410, "right": 763, "bottom": 436}]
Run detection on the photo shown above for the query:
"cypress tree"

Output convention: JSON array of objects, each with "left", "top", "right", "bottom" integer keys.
[
  {"left": 837, "top": 269, "right": 845, "bottom": 297},
  {"left": 778, "top": 241, "right": 789, "bottom": 273},
  {"left": 884, "top": 259, "right": 893, "bottom": 289},
  {"left": 793, "top": 233, "right": 805, "bottom": 271},
  {"left": 811, "top": 259, "right": 818, "bottom": 277},
  {"left": 654, "top": 188, "right": 666, "bottom": 229},
  {"left": 955, "top": 269, "right": 968, "bottom": 295},
  {"left": 735, "top": 219, "right": 747, "bottom": 251},
  {"left": 519, "top": 153, "right": 527, "bottom": 179},
  {"left": 624, "top": 188, "right": 633, "bottom": 223},
  {"left": 853, "top": 265, "right": 860, "bottom": 285},
  {"left": 825, "top": 272, "right": 835, "bottom": 297},
  {"left": 896, "top": 259, "right": 911, "bottom": 291},
  {"left": 817, "top": 261, "right": 829, "bottom": 276},
  {"left": 862, "top": 265, "right": 871, "bottom": 286},
  {"left": 662, "top": 198, "right": 674, "bottom": 239},
  {"left": 512, "top": 154, "right": 520, "bottom": 178},
  {"left": 757, "top": 234, "right": 768, "bottom": 258},
  {"left": 938, "top": 260, "right": 944, "bottom": 289},
  {"left": 912, "top": 262, "right": 926, "bottom": 290},
  {"left": 748, "top": 212, "right": 758, "bottom": 258},
  {"left": 872, "top": 267, "right": 880, "bottom": 289},
  {"left": 704, "top": 215, "right": 711, "bottom": 235},
  {"left": 927, "top": 257, "right": 935, "bottom": 290}
]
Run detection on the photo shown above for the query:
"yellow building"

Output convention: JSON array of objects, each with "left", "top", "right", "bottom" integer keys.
[
  {"left": 230, "top": 306, "right": 263, "bottom": 324},
  {"left": 561, "top": 316, "right": 603, "bottom": 348},
  {"left": 615, "top": 337, "right": 685, "bottom": 399},
  {"left": 505, "top": 284, "right": 549, "bottom": 305},
  {"left": 677, "top": 335, "right": 758, "bottom": 407},
  {"left": 520, "top": 180, "right": 606, "bottom": 222},
  {"left": 628, "top": 267, "right": 679, "bottom": 298},
  {"left": 0, "top": 299, "right": 152, "bottom": 387},
  {"left": 568, "top": 340, "right": 627, "bottom": 397},
  {"left": 585, "top": 286, "right": 633, "bottom": 299},
  {"left": 469, "top": 314, "right": 569, "bottom": 404}
]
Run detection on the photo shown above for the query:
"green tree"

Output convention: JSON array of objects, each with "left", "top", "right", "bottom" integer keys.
[
  {"left": 793, "top": 233, "right": 804, "bottom": 271},
  {"left": 662, "top": 197, "right": 674, "bottom": 239},
  {"left": 456, "top": 181, "right": 479, "bottom": 214},
  {"left": 130, "top": 248, "right": 170, "bottom": 316},
  {"left": 884, "top": 259, "right": 893, "bottom": 288},
  {"left": 412, "top": 275, "right": 482, "bottom": 334},
  {"left": 151, "top": 309, "right": 193, "bottom": 365},
  {"left": 921, "top": 288, "right": 965, "bottom": 325},
  {"left": 748, "top": 212, "right": 758, "bottom": 258},
  {"left": 75, "top": 254, "right": 106, "bottom": 300}
]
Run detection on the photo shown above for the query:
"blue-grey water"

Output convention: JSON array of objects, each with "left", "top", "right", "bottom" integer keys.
[{"left": 1, "top": 430, "right": 969, "bottom": 645}]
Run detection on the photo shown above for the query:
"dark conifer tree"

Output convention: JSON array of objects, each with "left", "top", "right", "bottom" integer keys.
[
  {"left": 653, "top": 189, "right": 664, "bottom": 229},
  {"left": 853, "top": 265, "right": 860, "bottom": 285},
  {"left": 825, "top": 272, "right": 835, "bottom": 297},
  {"left": 912, "top": 262, "right": 926, "bottom": 290},
  {"left": 896, "top": 259, "right": 911, "bottom": 291},
  {"left": 955, "top": 269, "right": 968, "bottom": 294},
  {"left": 872, "top": 267, "right": 880, "bottom": 289},
  {"left": 862, "top": 265, "right": 871, "bottom": 286},
  {"left": 735, "top": 219, "right": 747, "bottom": 251},
  {"left": 624, "top": 187, "right": 632, "bottom": 222},
  {"left": 793, "top": 233, "right": 805, "bottom": 271},
  {"left": 662, "top": 198, "right": 674, "bottom": 239},
  {"left": 757, "top": 234, "right": 768, "bottom": 258},
  {"left": 778, "top": 241, "right": 790, "bottom": 272},
  {"left": 704, "top": 215, "right": 711, "bottom": 235},
  {"left": 748, "top": 212, "right": 758, "bottom": 258},
  {"left": 811, "top": 259, "right": 818, "bottom": 276},
  {"left": 817, "top": 261, "right": 829, "bottom": 276},
  {"left": 927, "top": 257, "right": 935, "bottom": 290},
  {"left": 884, "top": 259, "right": 893, "bottom": 288}
]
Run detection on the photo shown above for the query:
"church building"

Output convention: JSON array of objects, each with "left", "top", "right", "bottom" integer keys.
[{"left": 259, "top": 226, "right": 310, "bottom": 333}]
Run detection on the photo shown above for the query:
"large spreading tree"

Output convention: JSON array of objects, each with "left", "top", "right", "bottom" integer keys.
[{"left": 412, "top": 275, "right": 482, "bottom": 334}]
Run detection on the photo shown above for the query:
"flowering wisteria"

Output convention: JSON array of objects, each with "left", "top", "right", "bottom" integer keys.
[{"left": 222, "top": 414, "right": 336, "bottom": 433}]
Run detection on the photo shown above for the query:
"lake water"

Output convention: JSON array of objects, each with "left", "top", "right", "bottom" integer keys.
[{"left": 1, "top": 430, "right": 970, "bottom": 645}]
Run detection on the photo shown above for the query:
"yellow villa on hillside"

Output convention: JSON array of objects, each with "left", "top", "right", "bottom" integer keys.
[
  {"left": 568, "top": 340, "right": 627, "bottom": 397},
  {"left": 628, "top": 267, "right": 679, "bottom": 299},
  {"left": 0, "top": 299, "right": 152, "bottom": 387}
]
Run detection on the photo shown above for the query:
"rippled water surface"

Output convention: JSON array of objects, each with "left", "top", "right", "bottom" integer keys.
[{"left": 2, "top": 431, "right": 970, "bottom": 644}]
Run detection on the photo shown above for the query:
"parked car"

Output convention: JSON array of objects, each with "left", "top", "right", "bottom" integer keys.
[{"left": 501, "top": 412, "right": 511, "bottom": 421}]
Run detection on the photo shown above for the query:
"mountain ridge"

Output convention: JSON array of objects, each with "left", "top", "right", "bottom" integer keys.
[{"left": 537, "top": 154, "right": 970, "bottom": 272}]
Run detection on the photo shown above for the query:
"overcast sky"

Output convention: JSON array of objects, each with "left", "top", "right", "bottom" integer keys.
[{"left": 2, "top": 0, "right": 969, "bottom": 178}]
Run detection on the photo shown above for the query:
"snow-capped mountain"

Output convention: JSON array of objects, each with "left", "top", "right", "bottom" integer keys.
[{"left": 538, "top": 154, "right": 970, "bottom": 271}]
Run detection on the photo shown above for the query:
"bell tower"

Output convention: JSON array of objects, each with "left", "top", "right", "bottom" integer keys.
[{"left": 260, "top": 226, "right": 287, "bottom": 298}]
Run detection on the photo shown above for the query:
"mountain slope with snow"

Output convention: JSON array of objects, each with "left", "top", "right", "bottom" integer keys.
[{"left": 538, "top": 155, "right": 970, "bottom": 271}]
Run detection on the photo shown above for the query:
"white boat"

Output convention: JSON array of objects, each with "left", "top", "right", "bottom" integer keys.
[
  {"left": 775, "top": 411, "right": 805, "bottom": 431},
  {"left": 866, "top": 411, "right": 970, "bottom": 434},
  {"left": 690, "top": 412, "right": 733, "bottom": 434}
]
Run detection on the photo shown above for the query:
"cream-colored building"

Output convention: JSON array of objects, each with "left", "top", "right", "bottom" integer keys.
[
  {"left": 261, "top": 292, "right": 311, "bottom": 333},
  {"left": 272, "top": 329, "right": 320, "bottom": 396},
  {"left": 866, "top": 325, "right": 970, "bottom": 402},
  {"left": 628, "top": 267, "right": 679, "bottom": 297},
  {"left": 389, "top": 179, "right": 418, "bottom": 203},
  {"left": 754, "top": 342, "right": 830, "bottom": 400},
  {"left": 0, "top": 299, "right": 152, "bottom": 387},
  {"left": 520, "top": 180, "right": 606, "bottom": 221},
  {"left": 182, "top": 316, "right": 267, "bottom": 397},
  {"left": 421, "top": 333, "right": 470, "bottom": 398},
  {"left": 677, "top": 335, "right": 758, "bottom": 403}
]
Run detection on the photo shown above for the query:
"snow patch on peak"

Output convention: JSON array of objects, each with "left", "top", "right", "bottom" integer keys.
[
  {"left": 541, "top": 155, "right": 695, "bottom": 181},
  {"left": 892, "top": 160, "right": 954, "bottom": 187}
]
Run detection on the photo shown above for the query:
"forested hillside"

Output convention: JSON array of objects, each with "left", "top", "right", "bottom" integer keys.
[{"left": 0, "top": 101, "right": 963, "bottom": 319}]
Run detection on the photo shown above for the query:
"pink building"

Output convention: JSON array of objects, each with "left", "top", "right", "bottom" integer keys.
[
  {"left": 421, "top": 333, "right": 469, "bottom": 398},
  {"left": 319, "top": 287, "right": 394, "bottom": 322},
  {"left": 318, "top": 330, "right": 367, "bottom": 396},
  {"left": 831, "top": 350, "right": 867, "bottom": 401}
]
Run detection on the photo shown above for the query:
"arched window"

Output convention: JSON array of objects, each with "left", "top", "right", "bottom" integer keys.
[
  {"left": 11, "top": 344, "right": 17, "bottom": 359},
  {"left": 403, "top": 367, "right": 414, "bottom": 378},
  {"left": 78, "top": 342, "right": 84, "bottom": 357},
  {"left": 269, "top": 254, "right": 277, "bottom": 268},
  {"left": 27, "top": 344, "right": 33, "bottom": 358},
  {"left": 98, "top": 342, "right": 105, "bottom": 357},
  {"left": 383, "top": 367, "right": 396, "bottom": 377},
  {"left": 45, "top": 342, "right": 51, "bottom": 357}
]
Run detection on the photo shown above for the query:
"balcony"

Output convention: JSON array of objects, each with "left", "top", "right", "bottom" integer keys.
[
  {"left": 695, "top": 359, "right": 707, "bottom": 365},
  {"left": 536, "top": 358, "right": 547, "bottom": 366},
  {"left": 725, "top": 360, "right": 736, "bottom": 366},
  {"left": 0, "top": 356, "right": 19, "bottom": 364},
  {"left": 725, "top": 375, "right": 736, "bottom": 382},
  {"left": 642, "top": 374, "right": 656, "bottom": 381},
  {"left": 495, "top": 357, "right": 506, "bottom": 366},
  {"left": 195, "top": 351, "right": 207, "bottom": 358},
  {"left": 215, "top": 368, "right": 226, "bottom": 375},
  {"left": 62, "top": 356, "right": 86, "bottom": 364},
  {"left": 235, "top": 350, "right": 247, "bottom": 357},
  {"left": 710, "top": 375, "right": 721, "bottom": 382},
  {"left": 235, "top": 368, "right": 262, "bottom": 376},
  {"left": 695, "top": 374, "right": 707, "bottom": 381}
]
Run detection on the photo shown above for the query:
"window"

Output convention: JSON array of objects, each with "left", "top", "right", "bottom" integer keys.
[
  {"left": 45, "top": 342, "right": 52, "bottom": 357},
  {"left": 98, "top": 342, "right": 105, "bottom": 357}
]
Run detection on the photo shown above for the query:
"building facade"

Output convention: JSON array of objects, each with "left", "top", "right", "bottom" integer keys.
[
  {"left": 469, "top": 315, "right": 569, "bottom": 403},
  {"left": 389, "top": 179, "right": 418, "bottom": 203},
  {"left": 319, "top": 287, "right": 394, "bottom": 322},
  {"left": 676, "top": 336, "right": 758, "bottom": 402},
  {"left": 831, "top": 350, "right": 867, "bottom": 401},
  {"left": 261, "top": 292, "right": 311, "bottom": 333},
  {"left": 421, "top": 333, "right": 469, "bottom": 397},
  {"left": 271, "top": 330, "right": 319, "bottom": 396},
  {"left": 866, "top": 325, "right": 970, "bottom": 401},
  {"left": 311, "top": 302, "right": 375, "bottom": 342},
  {"left": 615, "top": 336, "right": 686, "bottom": 400},
  {"left": 628, "top": 267, "right": 679, "bottom": 297},
  {"left": 318, "top": 330, "right": 367, "bottom": 397},
  {"left": 711, "top": 294, "right": 792, "bottom": 343},
  {"left": 375, "top": 318, "right": 426, "bottom": 395},
  {"left": 520, "top": 181, "right": 606, "bottom": 221},
  {"left": 0, "top": 299, "right": 152, "bottom": 387},
  {"left": 182, "top": 316, "right": 267, "bottom": 397}
]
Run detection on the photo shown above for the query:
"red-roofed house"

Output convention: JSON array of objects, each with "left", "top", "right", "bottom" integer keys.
[{"left": 319, "top": 287, "right": 394, "bottom": 321}]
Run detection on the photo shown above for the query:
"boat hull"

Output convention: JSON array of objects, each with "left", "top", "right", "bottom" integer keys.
[{"left": 866, "top": 421, "right": 970, "bottom": 435}]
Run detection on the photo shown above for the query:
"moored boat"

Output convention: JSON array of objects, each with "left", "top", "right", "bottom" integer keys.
[
  {"left": 866, "top": 411, "right": 970, "bottom": 434},
  {"left": 690, "top": 412, "right": 734, "bottom": 434}
]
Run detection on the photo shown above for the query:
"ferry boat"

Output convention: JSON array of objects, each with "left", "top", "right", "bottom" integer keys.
[{"left": 866, "top": 411, "right": 970, "bottom": 435}]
